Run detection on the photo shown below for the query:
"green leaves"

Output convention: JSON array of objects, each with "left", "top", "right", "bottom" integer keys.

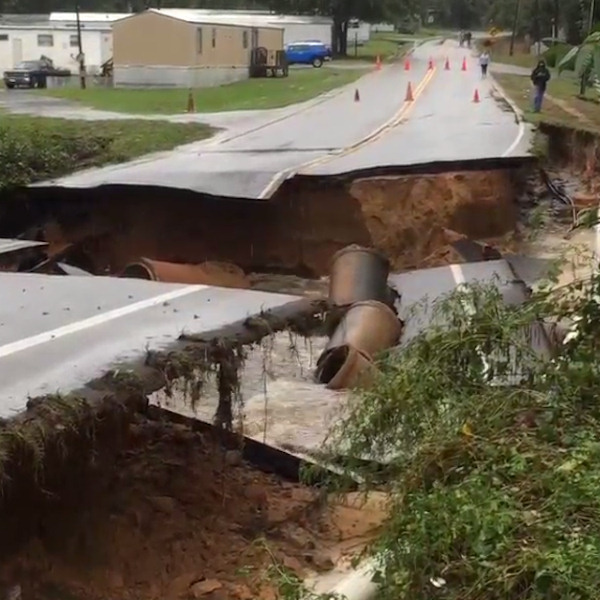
[{"left": 323, "top": 268, "right": 600, "bottom": 599}]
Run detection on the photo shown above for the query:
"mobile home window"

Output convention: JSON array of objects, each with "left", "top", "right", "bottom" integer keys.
[
  {"left": 242, "top": 30, "right": 248, "bottom": 49},
  {"left": 211, "top": 28, "right": 216, "bottom": 48},
  {"left": 0, "top": 34, "right": 8, "bottom": 42},
  {"left": 69, "top": 34, "right": 79, "bottom": 47},
  {"left": 196, "top": 27, "right": 203, "bottom": 54},
  {"left": 37, "top": 34, "right": 54, "bottom": 47}
]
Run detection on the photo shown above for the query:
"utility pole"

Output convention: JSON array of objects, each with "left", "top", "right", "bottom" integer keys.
[
  {"left": 509, "top": 0, "right": 521, "bottom": 56},
  {"left": 75, "top": 3, "right": 86, "bottom": 90},
  {"left": 588, "top": 0, "right": 596, "bottom": 35},
  {"left": 533, "top": 0, "right": 541, "bottom": 55}
]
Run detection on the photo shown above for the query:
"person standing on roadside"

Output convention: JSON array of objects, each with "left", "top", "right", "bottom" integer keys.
[
  {"left": 479, "top": 51, "right": 490, "bottom": 78},
  {"left": 531, "top": 60, "right": 551, "bottom": 112}
]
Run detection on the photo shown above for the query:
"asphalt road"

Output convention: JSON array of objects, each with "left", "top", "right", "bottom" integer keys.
[
  {"left": 29, "top": 38, "right": 531, "bottom": 199},
  {"left": 0, "top": 272, "right": 300, "bottom": 418}
]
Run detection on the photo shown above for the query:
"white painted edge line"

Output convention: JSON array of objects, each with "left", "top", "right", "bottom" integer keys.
[
  {"left": 489, "top": 76, "right": 527, "bottom": 158},
  {"left": 0, "top": 284, "right": 205, "bottom": 360},
  {"left": 596, "top": 207, "right": 600, "bottom": 266}
]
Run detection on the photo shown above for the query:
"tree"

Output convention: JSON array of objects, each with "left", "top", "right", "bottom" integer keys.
[
  {"left": 267, "top": 0, "right": 414, "bottom": 55},
  {"left": 558, "top": 30, "right": 600, "bottom": 93}
]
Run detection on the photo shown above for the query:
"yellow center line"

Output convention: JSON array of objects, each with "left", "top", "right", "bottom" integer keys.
[
  {"left": 258, "top": 65, "right": 438, "bottom": 198},
  {"left": 301, "top": 66, "right": 438, "bottom": 172}
]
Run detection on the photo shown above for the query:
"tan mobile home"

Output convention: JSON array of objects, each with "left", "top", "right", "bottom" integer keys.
[{"left": 112, "top": 8, "right": 284, "bottom": 88}]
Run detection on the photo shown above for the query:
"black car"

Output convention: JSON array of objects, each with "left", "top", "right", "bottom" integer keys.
[{"left": 3, "top": 59, "right": 71, "bottom": 89}]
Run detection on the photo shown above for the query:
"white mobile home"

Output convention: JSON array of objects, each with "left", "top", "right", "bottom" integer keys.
[
  {"left": 0, "top": 21, "right": 112, "bottom": 73},
  {"left": 154, "top": 9, "right": 333, "bottom": 47}
]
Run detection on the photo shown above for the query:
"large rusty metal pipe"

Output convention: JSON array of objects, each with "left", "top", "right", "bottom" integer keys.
[
  {"left": 319, "top": 300, "right": 402, "bottom": 364},
  {"left": 315, "top": 345, "right": 378, "bottom": 390},
  {"left": 120, "top": 257, "right": 249, "bottom": 288},
  {"left": 329, "top": 245, "right": 391, "bottom": 307}
]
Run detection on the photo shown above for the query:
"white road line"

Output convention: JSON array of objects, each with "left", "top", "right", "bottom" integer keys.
[
  {"left": 450, "top": 263, "right": 466, "bottom": 285},
  {"left": 502, "top": 118, "right": 526, "bottom": 158},
  {"left": 596, "top": 207, "right": 600, "bottom": 265},
  {"left": 0, "top": 284, "right": 205, "bottom": 359}
]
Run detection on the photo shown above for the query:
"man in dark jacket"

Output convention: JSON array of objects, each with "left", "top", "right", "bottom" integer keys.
[{"left": 531, "top": 60, "right": 551, "bottom": 112}]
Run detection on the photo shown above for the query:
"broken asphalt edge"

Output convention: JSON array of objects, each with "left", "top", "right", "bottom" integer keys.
[{"left": 0, "top": 298, "right": 342, "bottom": 531}]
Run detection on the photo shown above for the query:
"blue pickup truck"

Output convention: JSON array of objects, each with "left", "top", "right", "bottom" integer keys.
[{"left": 284, "top": 41, "right": 332, "bottom": 68}]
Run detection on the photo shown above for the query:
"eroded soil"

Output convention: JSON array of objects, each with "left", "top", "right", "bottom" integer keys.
[
  {"left": 0, "top": 417, "right": 386, "bottom": 600},
  {"left": 0, "top": 167, "right": 528, "bottom": 280}
]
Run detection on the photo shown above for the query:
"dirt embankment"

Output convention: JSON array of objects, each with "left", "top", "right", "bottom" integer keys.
[
  {"left": 0, "top": 167, "right": 528, "bottom": 279},
  {"left": 539, "top": 123, "right": 600, "bottom": 190},
  {"left": 0, "top": 416, "right": 386, "bottom": 600}
]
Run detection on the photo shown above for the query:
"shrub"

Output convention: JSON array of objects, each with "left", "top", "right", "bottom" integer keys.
[
  {"left": 544, "top": 42, "right": 574, "bottom": 68},
  {"left": 324, "top": 264, "right": 600, "bottom": 599}
]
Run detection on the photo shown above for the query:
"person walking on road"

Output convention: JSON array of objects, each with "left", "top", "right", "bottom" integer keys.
[
  {"left": 531, "top": 60, "right": 551, "bottom": 113},
  {"left": 479, "top": 51, "right": 490, "bottom": 78}
]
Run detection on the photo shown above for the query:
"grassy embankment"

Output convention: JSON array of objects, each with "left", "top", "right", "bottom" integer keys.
[
  {"left": 0, "top": 116, "right": 213, "bottom": 188},
  {"left": 41, "top": 66, "right": 366, "bottom": 115},
  {"left": 495, "top": 72, "right": 600, "bottom": 132}
]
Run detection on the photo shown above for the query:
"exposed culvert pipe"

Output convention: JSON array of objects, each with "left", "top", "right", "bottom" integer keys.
[
  {"left": 329, "top": 245, "right": 393, "bottom": 307},
  {"left": 120, "top": 257, "right": 249, "bottom": 288},
  {"left": 319, "top": 300, "right": 403, "bottom": 363},
  {"left": 315, "top": 345, "right": 377, "bottom": 390}
]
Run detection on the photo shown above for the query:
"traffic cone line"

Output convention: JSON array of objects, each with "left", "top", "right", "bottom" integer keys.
[
  {"left": 354, "top": 88, "right": 360, "bottom": 102},
  {"left": 444, "top": 57, "right": 450, "bottom": 70},
  {"left": 428, "top": 57, "right": 434, "bottom": 70},
  {"left": 462, "top": 57, "right": 467, "bottom": 71},
  {"left": 405, "top": 81, "right": 414, "bottom": 102},
  {"left": 473, "top": 88, "right": 480, "bottom": 103},
  {"left": 375, "top": 55, "right": 382, "bottom": 71},
  {"left": 404, "top": 57, "right": 411, "bottom": 71}
]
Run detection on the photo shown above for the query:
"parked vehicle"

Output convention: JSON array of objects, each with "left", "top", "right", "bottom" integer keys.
[
  {"left": 3, "top": 57, "right": 71, "bottom": 89},
  {"left": 284, "top": 41, "right": 332, "bottom": 68}
]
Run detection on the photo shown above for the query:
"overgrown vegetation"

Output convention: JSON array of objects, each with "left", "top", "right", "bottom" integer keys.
[
  {"left": 0, "top": 115, "right": 213, "bottom": 188},
  {"left": 321, "top": 262, "right": 600, "bottom": 599},
  {"left": 42, "top": 68, "right": 365, "bottom": 115}
]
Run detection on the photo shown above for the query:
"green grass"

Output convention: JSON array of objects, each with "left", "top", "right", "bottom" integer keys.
[
  {"left": 495, "top": 72, "right": 600, "bottom": 132},
  {"left": 345, "top": 34, "right": 407, "bottom": 62},
  {"left": 41, "top": 67, "right": 365, "bottom": 115},
  {"left": 0, "top": 115, "right": 213, "bottom": 188}
]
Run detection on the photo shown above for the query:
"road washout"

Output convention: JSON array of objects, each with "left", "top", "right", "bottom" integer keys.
[
  {"left": 0, "top": 158, "right": 540, "bottom": 600},
  {"left": 0, "top": 160, "right": 533, "bottom": 281}
]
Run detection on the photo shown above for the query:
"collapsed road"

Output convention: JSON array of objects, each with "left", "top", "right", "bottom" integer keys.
[
  {"left": 0, "top": 34, "right": 552, "bottom": 600},
  {"left": 28, "top": 38, "right": 532, "bottom": 200}
]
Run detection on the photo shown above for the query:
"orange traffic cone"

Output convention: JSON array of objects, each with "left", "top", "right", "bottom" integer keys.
[
  {"left": 444, "top": 57, "right": 450, "bottom": 70},
  {"left": 428, "top": 57, "right": 434, "bottom": 70},
  {"left": 186, "top": 89, "right": 195, "bottom": 113},
  {"left": 375, "top": 55, "right": 382, "bottom": 71},
  {"left": 405, "top": 82, "right": 414, "bottom": 102},
  {"left": 404, "top": 57, "right": 411, "bottom": 71},
  {"left": 462, "top": 57, "right": 467, "bottom": 71},
  {"left": 354, "top": 88, "right": 360, "bottom": 102},
  {"left": 473, "top": 88, "right": 480, "bottom": 103}
]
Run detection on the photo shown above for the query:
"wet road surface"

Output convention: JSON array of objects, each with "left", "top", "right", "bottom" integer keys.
[
  {"left": 29, "top": 38, "right": 534, "bottom": 199},
  {"left": 0, "top": 272, "right": 301, "bottom": 418}
]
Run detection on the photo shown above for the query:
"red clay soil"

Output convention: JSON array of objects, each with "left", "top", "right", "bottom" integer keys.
[
  {"left": 4, "top": 168, "right": 526, "bottom": 279},
  {"left": 0, "top": 418, "right": 385, "bottom": 600}
]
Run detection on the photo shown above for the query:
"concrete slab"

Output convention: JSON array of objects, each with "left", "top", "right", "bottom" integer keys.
[{"left": 0, "top": 271, "right": 301, "bottom": 418}]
